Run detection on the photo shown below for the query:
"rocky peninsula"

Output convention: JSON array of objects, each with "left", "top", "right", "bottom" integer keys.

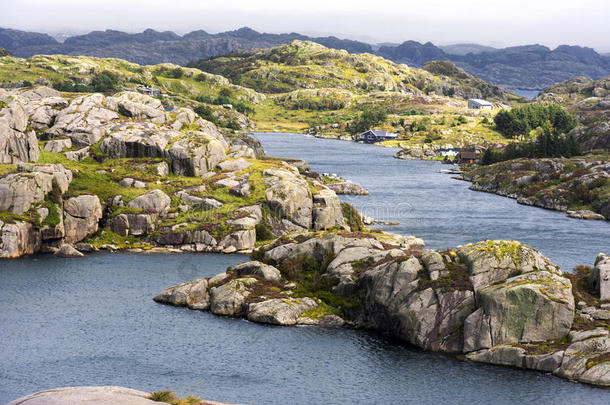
[
  {"left": 156, "top": 231, "right": 610, "bottom": 388},
  {"left": 461, "top": 155, "right": 609, "bottom": 220}
]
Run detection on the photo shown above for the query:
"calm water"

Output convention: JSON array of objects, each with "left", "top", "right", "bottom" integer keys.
[
  {"left": 1, "top": 134, "right": 609, "bottom": 404},
  {"left": 2, "top": 254, "right": 609, "bottom": 404},
  {"left": 253, "top": 132, "right": 609, "bottom": 271},
  {"left": 513, "top": 89, "right": 540, "bottom": 99}
]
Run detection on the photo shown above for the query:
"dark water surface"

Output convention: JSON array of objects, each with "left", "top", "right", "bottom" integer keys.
[
  {"left": 1, "top": 133, "right": 609, "bottom": 404},
  {"left": 253, "top": 132, "right": 609, "bottom": 271}
]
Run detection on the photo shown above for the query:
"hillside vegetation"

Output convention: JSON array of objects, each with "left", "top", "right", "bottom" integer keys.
[{"left": 0, "top": 53, "right": 266, "bottom": 130}]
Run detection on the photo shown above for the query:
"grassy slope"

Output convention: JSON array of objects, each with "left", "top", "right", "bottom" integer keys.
[
  {"left": 0, "top": 54, "right": 264, "bottom": 129},
  {"left": 191, "top": 41, "right": 518, "bottom": 146}
]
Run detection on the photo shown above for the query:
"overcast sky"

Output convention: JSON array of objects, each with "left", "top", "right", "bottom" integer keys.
[{"left": 2, "top": 0, "right": 609, "bottom": 51}]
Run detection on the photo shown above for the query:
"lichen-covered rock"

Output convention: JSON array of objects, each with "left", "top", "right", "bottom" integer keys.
[
  {"left": 106, "top": 91, "right": 168, "bottom": 123},
  {"left": 166, "top": 131, "right": 227, "bottom": 176},
  {"left": 230, "top": 261, "right": 282, "bottom": 281},
  {"left": 209, "top": 277, "right": 257, "bottom": 316},
  {"left": 126, "top": 189, "right": 171, "bottom": 217},
  {"left": 457, "top": 240, "right": 559, "bottom": 292},
  {"left": 0, "top": 164, "right": 72, "bottom": 214},
  {"left": 312, "top": 188, "right": 344, "bottom": 231},
  {"left": 63, "top": 195, "right": 103, "bottom": 243},
  {"left": 47, "top": 93, "right": 118, "bottom": 146},
  {"left": 264, "top": 167, "right": 313, "bottom": 229},
  {"left": 153, "top": 278, "right": 210, "bottom": 310},
  {"left": 463, "top": 271, "right": 574, "bottom": 352},
  {"left": 247, "top": 297, "right": 318, "bottom": 325},
  {"left": 554, "top": 336, "right": 610, "bottom": 386}
]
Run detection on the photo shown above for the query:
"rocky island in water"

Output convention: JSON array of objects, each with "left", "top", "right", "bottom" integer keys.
[{"left": 0, "top": 27, "right": 609, "bottom": 404}]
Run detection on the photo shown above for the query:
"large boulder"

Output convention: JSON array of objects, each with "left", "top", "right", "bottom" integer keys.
[
  {"left": 126, "top": 189, "right": 171, "bottom": 217},
  {"left": 47, "top": 93, "right": 118, "bottom": 146},
  {"left": 0, "top": 164, "right": 72, "bottom": 214},
  {"left": 312, "top": 188, "right": 345, "bottom": 230},
  {"left": 153, "top": 278, "right": 210, "bottom": 310},
  {"left": 166, "top": 131, "right": 227, "bottom": 176},
  {"left": 362, "top": 256, "right": 475, "bottom": 353},
  {"left": 456, "top": 240, "right": 560, "bottom": 292},
  {"left": 106, "top": 91, "right": 168, "bottom": 123},
  {"left": 264, "top": 167, "right": 313, "bottom": 229},
  {"left": 100, "top": 122, "right": 174, "bottom": 159},
  {"left": 463, "top": 271, "right": 574, "bottom": 352},
  {"left": 230, "top": 261, "right": 282, "bottom": 281},
  {"left": 590, "top": 253, "right": 610, "bottom": 301},
  {"left": 209, "top": 277, "right": 257, "bottom": 316},
  {"left": 247, "top": 297, "right": 318, "bottom": 325},
  {"left": 0, "top": 220, "right": 41, "bottom": 258},
  {"left": 0, "top": 97, "right": 39, "bottom": 163},
  {"left": 63, "top": 195, "right": 103, "bottom": 243}
]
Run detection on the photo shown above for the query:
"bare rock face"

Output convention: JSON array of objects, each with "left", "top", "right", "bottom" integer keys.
[
  {"left": 106, "top": 91, "right": 168, "bottom": 123},
  {"left": 312, "top": 188, "right": 345, "bottom": 231},
  {"left": 264, "top": 167, "right": 313, "bottom": 229},
  {"left": 209, "top": 277, "right": 258, "bottom": 316},
  {"left": 0, "top": 220, "right": 41, "bottom": 258},
  {"left": 63, "top": 195, "right": 103, "bottom": 243},
  {"left": 0, "top": 97, "right": 40, "bottom": 163},
  {"left": 126, "top": 189, "right": 171, "bottom": 217},
  {"left": 590, "top": 253, "right": 610, "bottom": 301},
  {"left": 463, "top": 271, "right": 574, "bottom": 352},
  {"left": 54, "top": 243, "right": 84, "bottom": 258},
  {"left": 231, "top": 260, "right": 282, "bottom": 281},
  {"left": 0, "top": 164, "right": 72, "bottom": 214},
  {"left": 153, "top": 278, "right": 210, "bottom": 310},
  {"left": 325, "top": 180, "right": 369, "bottom": 195},
  {"left": 6, "top": 386, "right": 175, "bottom": 405},
  {"left": 47, "top": 93, "right": 119, "bottom": 146},
  {"left": 247, "top": 297, "right": 318, "bottom": 325}
]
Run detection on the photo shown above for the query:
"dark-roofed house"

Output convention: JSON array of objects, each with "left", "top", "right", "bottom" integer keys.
[
  {"left": 358, "top": 129, "right": 398, "bottom": 143},
  {"left": 460, "top": 151, "right": 477, "bottom": 164}
]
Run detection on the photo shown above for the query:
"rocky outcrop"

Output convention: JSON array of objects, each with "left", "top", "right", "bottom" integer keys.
[
  {"left": 6, "top": 386, "right": 230, "bottom": 405},
  {"left": 394, "top": 147, "right": 436, "bottom": 160},
  {"left": 590, "top": 253, "right": 610, "bottom": 301},
  {"left": 156, "top": 233, "right": 609, "bottom": 387},
  {"left": 462, "top": 157, "right": 609, "bottom": 221},
  {"left": 264, "top": 167, "right": 313, "bottom": 229},
  {"left": 47, "top": 93, "right": 119, "bottom": 146},
  {"left": 0, "top": 220, "right": 41, "bottom": 258},
  {"left": 63, "top": 195, "right": 103, "bottom": 243},
  {"left": 325, "top": 180, "right": 369, "bottom": 195},
  {"left": 0, "top": 94, "right": 40, "bottom": 163}
]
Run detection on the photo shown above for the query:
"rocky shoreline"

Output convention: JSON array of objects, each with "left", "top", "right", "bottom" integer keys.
[
  {"left": 0, "top": 87, "right": 357, "bottom": 258},
  {"left": 461, "top": 156, "right": 609, "bottom": 221},
  {"left": 6, "top": 386, "right": 230, "bottom": 405},
  {"left": 155, "top": 231, "right": 610, "bottom": 388}
]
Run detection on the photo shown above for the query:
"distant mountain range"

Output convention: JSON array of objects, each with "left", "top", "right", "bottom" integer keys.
[{"left": 1, "top": 26, "right": 609, "bottom": 90}]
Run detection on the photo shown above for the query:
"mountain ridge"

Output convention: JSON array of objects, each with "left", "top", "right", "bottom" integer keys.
[{"left": 1, "top": 26, "right": 609, "bottom": 90}]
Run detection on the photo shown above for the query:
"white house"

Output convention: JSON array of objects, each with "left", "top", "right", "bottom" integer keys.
[{"left": 467, "top": 99, "right": 493, "bottom": 110}]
